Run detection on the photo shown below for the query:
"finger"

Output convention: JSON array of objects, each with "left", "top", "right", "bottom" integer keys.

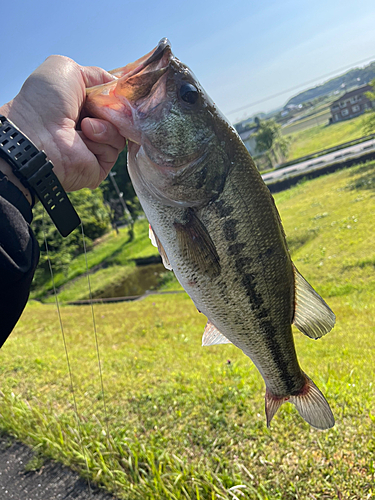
[
  {"left": 78, "top": 131, "right": 120, "bottom": 179},
  {"left": 81, "top": 65, "right": 117, "bottom": 88},
  {"left": 81, "top": 117, "right": 126, "bottom": 152}
]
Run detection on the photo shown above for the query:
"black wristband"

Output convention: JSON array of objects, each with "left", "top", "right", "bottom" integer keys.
[{"left": 0, "top": 116, "right": 80, "bottom": 237}]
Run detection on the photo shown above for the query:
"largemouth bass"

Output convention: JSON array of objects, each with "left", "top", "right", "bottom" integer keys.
[{"left": 86, "top": 39, "right": 336, "bottom": 429}]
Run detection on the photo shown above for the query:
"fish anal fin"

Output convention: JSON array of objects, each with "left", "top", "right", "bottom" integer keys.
[
  {"left": 202, "top": 321, "right": 232, "bottom": 346},
  {"left": 265, "top": 373, "right": 335, "bottom": 430},
  {"left": 174, "top": 209, "right": 221, "bottom": 279},
  {"left": 265, "top": 390, "right": 285, "bottom": 428},
  {"left": 149, "top": 225, "right": 172, "bottom": 271},
  {"left": 293, "top": 265, "right": 335, "bottom": 339}
]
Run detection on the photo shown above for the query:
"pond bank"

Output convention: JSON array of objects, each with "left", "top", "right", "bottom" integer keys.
[{"left": 67, "top": 289, "right": 186, "bottom": 305}]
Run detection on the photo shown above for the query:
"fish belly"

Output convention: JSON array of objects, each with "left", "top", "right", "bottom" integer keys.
[{"left": 135, "top": 157, "right": 305, "bottom": 398}]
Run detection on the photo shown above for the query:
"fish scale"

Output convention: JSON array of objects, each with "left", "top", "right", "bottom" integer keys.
[
  {"left": 197, "top": 159, "right": 303, "bottom": 396},
  {"left": 86, "top": 38, "right": 336, "bottom": 430}
]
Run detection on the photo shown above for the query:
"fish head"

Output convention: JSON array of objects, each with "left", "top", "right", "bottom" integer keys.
[{"left": 86, "top": 39, "right": 233, "bottom": 207}]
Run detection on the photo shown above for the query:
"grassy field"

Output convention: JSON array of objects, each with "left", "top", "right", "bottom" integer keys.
[
  {"left": 285, "top": 114, "right": 367, "bottom": 161},
  {"left": 1, "top": 162, "right": 375, "bottom": 499},
  {"left": 281, "top": 108, "right": 331, "bottom": 135}
]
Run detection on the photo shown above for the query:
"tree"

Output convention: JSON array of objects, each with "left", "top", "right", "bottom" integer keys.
[
  {"left": 31, "top": 187, "right": 111, "bottom": 289},
  {"left": 255, "top": 119, "right": 290, "bottom": 168},
  {"left": 363, "top": 79, "right": 375, "bottom": 135},
  {"left": 99, "top": 148, "right": 142, "bottom": 223}
]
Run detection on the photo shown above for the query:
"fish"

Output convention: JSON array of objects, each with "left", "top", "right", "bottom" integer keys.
[{"left": 85, "top": 38, "right": 336, "bottom": 429}]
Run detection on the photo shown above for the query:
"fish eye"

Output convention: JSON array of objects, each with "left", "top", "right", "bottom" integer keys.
[{"left": 179, "top": 83, "right": 199, "bottom": 104}]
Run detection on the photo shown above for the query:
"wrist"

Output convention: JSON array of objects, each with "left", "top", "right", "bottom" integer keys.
[
  {"left": 0, "top": 115, "right": 80, "bottom": 236},
  {"left": 0, "top": 101, "right": 45, "bottom": 153}
]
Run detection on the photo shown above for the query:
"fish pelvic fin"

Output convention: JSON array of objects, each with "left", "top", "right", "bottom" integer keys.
[
  {"left": 149, "top": 225, "right": 172, "bottom": 270},
  {"left": 265, "top": 374, "right": 335, "bottom": 430},
  {"left": 202, "top": 320, "right": 232, "bottom": 346},
  {"left": 293, "top": 265, "right": 336, "bottom": 339}
]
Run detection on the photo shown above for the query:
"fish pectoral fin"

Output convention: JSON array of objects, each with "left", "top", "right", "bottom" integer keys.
[
  {"left": 149, "top": 225, "right": 172, "bottom": 271},
  {"left": 292, "top": 265, "right": 336, "bottom": 339},
  {"left": 174, "top": 209, "right": 221, "bottom": 279},
  {"left": 202, "top": 320, "right": 232, "bottom": 346},
  {"left": 265, "top": 373, "right": 335, "bottom": 430}
]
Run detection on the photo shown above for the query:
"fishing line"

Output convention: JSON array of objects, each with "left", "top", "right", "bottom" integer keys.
[
  {"left": 80, "top": 222, "right": 120, "bottom": 497},
  {"left": 43, "top": 212, "right": 93, "bottom": 498},
  {"left": 80, "top": 224, "right": 112, "bottom": 439}
]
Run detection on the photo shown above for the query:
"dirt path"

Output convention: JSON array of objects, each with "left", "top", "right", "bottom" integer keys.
[{"left": 0, "top": 435, "right": 116, "bottom": 500}]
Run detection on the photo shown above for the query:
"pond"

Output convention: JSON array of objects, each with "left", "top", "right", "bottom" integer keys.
[{"left": 93, "top": 263, "right": 167, "bottom": 299}]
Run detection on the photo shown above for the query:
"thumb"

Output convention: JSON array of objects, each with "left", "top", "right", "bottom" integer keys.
[{"left": 81, "top": 65, "right": 117, "bottom": 89}]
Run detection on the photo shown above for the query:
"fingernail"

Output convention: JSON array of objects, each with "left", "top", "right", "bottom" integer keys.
[{"left": 90, "top": 119, "right": 106, "bottom": 135}]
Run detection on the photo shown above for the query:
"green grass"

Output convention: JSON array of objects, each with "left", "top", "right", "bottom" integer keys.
[
  {"left": 1, "top": 161, "right": 375, "bottom": 499},
  {"left": 286, "top": 114, "right": 366, "bottom": 161},
  {"left": 282, "top": 108, "right": 331, "bottom": 135},
  {"left": 45, "top": 263, "right": 136, "bottom": 303}
]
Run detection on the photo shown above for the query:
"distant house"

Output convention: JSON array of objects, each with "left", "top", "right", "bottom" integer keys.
[
  {"left": 239, "top": 127, "right": 259, "bottom": 155},
  {"left": 330, "top": 84, "right": 374, "bottom": 123}
]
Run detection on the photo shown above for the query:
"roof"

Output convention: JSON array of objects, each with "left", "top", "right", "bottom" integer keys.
[{"left": 331, "top": 84, "right": 372, "bottom": 106}]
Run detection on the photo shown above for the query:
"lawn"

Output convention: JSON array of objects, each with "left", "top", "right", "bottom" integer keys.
[
  {"left": 285, "top": 114, "right": 367, "bottom": 161},
  {"left": 1, "top": 161, "right": 375, "bottom": 499}
]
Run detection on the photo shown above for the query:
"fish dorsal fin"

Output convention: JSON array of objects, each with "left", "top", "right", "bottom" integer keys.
[
  {"left": 202, "top": 321, "right": 232, "bottom": 346},
  {"left": 293, "top": 265, "right": 336, "bottom": 339},
  {"left": 174, "top": 209, "right": 221, "bottom": 279},
  {"left": 149, "top": 225, "right": 172, "bottom": 271}
]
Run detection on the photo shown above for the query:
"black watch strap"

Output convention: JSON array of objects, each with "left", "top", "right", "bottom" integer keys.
[{"left": 0, "top": 116, "right": 80, "bottom": 237}]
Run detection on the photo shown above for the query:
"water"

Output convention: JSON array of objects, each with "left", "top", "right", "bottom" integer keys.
[{"left": 93, "top": 263, "right": 166, "bottom": 299}]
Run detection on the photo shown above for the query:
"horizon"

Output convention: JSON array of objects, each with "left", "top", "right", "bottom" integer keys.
[
  {"left": 2, "top": 0, "right": 375, "bottom": 124},
  {"left": 233, "top": 57, "right": 375, "bottom": 123},
  {"left": 235, "top": 58, "right": 375, "bottom": 117}
]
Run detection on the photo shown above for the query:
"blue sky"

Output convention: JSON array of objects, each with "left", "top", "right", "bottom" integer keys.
[{"left": 2, "top": 0, "right": 375, "bottom": 123}]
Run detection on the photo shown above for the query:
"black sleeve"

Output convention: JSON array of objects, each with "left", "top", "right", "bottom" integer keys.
[{"left": 0, "top": 172, "right": 40, "bottom": 347}]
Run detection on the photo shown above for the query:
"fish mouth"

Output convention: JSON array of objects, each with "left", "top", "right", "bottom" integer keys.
[
  {"left": 110, "top": 38, "right": 171, "bottom": 79},
  {"left": 112, "top": 38, "right": 172, "bottom": 104}
]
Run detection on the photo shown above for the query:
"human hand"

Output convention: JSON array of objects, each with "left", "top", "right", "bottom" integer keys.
[{"left": 0, "top": 55, "right": 126, "bottom": 192}]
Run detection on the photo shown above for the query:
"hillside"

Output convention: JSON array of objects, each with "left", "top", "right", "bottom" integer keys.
[
  {"left": 286, "top": 60, "right": 375, "bottom": 106},
  {"left": 285, "top": 113, "right": 367, "bottom": 160},
  {"left": 1, "top": 161, "right": 375, "bottom": 499}
]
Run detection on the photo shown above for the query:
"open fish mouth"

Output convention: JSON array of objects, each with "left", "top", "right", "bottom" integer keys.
[
  {"left": 86, "top": 38, "right": 172, "bottom": 105},
  {"left": 109, "top": 38, "right": 172, "bottom": 80},
  {"left": 108, "top": 38, "right": 172, "bottom": 105}
]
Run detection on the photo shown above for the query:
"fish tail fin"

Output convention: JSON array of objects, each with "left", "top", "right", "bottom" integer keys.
[{"left": 265, "top": 374, "right": 335, "bottom": 430}]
